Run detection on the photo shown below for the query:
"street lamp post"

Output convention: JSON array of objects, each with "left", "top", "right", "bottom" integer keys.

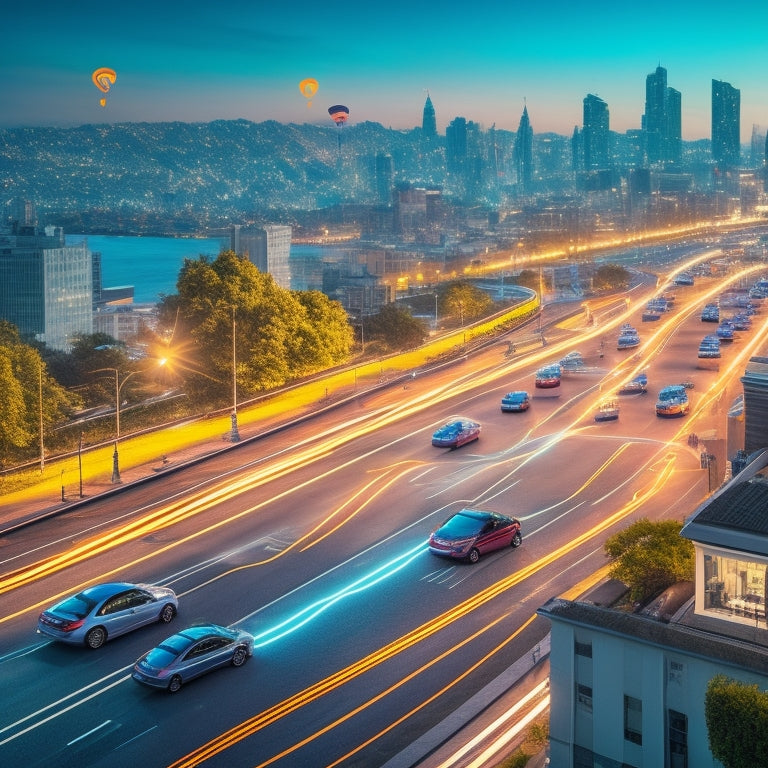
[
  {"left": 92, "top": 367, "right": 138, "bottom": 484},
  {"left": 38, "top": 359, "right": 45, "bottom": 473},
  {"left": 230, "top": 306, "right": 240, "bottom": 443}
]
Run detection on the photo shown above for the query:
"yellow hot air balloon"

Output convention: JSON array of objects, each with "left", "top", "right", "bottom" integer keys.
[
  {"left": 298, "top": 78, "right": 318, "bottom": 107},
  {"left": 92, "top": 67, "right": 117, "bottom": 107}
]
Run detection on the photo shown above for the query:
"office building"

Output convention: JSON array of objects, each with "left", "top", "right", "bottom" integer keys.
[
  {"left": 230, "top": 224, "right": 292, "bottom": 289},
  {"left": 643, "top": 66, "right": 682, "bottom": 165},
  {"left": 0, "top": 218, "right": 92, "bottom": 351},
  {"left": 422, "top": 93, "right": 437, "bottom": 137},
  {"left": 582, "top": 94, "right": 610, "bottom": 170},
  {"left": 712, "top": 79, "right": 741, "bottom": 169},
  {"left": 375, "top": 153, "right": 394, "bottom": 205},
  {"left": 741, "top": 357, "right": 768, "bottom": 454},
  {"left": 513, "top": 104, "right": 533, "bottom": 193}
]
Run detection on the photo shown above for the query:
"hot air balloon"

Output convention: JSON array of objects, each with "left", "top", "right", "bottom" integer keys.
[
  {"left": 299, "top": 78, "right": 318, "bottom": 107},
  {"left": 328, "top": 105, "right": 349, "bottom": 125},
  {"left": 92, "top": 67, "right": 117, "bottom": 107}
]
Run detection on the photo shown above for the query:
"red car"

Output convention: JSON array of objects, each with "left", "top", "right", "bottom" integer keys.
[{"left": 428, "top": 509, "right": 522, "bottom": 564}]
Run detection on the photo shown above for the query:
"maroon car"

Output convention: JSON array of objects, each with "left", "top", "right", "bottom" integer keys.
[{"left": 428, "top": 509, "right": 522, "bottom": 564}]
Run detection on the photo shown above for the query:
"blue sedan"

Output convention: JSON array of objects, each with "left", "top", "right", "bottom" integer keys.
[
  {"left": 132, "top": 624, "right": 255, "bottom": 693},
  {"left": 432, "top": 417, "right": 481, "bottom": 448}
]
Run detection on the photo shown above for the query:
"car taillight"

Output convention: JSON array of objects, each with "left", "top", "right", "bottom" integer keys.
[{"left": 58, "top": 618, "right": 85, "bottom": 632}]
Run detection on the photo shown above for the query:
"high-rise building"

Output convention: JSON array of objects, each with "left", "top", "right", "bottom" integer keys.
[
  {"left": 230, "top": 224, "right": 292, "bottom": 289},
  {"left": 643, "top": 66, "right": 682, "bottom": 165},
  {"left": 0, "top": 219, "right": 92, "bottom": 351},
  {"left": 422, "top": 93, "right": 437, "bottom": 137},
  {"left": 446, "top": 117, "right": 468, "bottom": 172},
  {"left": 513, "top": 105, "right": 533, "bottom": 193},
  {"left": 582, "top": 94, "right": 610, "bottom": 170},
  {"left": 375, "top": 153, "right": 394, "bottom": 205},
  {"left": 712, "top": 78, "right": 741, "bottom": 168}
]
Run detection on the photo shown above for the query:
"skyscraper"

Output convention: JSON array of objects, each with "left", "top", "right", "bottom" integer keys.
[
  {"left": 643, "top": 66, "right": 681, "bottom": 165},
  {"left": 0, "top": 217, "right": 92, "bottom": 351},
  {"left": 712, "top": 78, "right": 741, "bottom": 168},
  {"left": 422, "top": 93, "right": 437, "bottom": 137},
  {"left": 230, "top": 224, "right": 292, "bottom": 289},
  {"left": 582, "top": 94, "right": 610, "bottom": 170},
  {"left": 375, "top": 153, "right": 394, "bottom": 205},
  {"left": 513, "top": 105, "right": 533, "bottom": 193}
]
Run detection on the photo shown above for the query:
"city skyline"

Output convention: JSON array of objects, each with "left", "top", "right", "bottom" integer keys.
[{"left": 2, "top": 1, "right": 767, "bottom": 142}]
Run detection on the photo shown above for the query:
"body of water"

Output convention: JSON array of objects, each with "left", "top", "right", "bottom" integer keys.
[
  {"left": 66, "top": 234, "right": 228, "bottom": 304},
  {"left": 65, "top": 235, "right": 340, "bottom": 304}
]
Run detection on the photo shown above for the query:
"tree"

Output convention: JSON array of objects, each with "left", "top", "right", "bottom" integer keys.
[
  {"left": 365, "top": 304, "right": 428, "bottom": 350},
  {"left": 158, "top": 251, "right": 352, "bottom": 399},
  {"left": 604, "top": 518, "right": 694, "bottom": 603},
  {"left": 705, "top": 675, "right": 768, "bottom": 768},
  {"left": 441, "top": 281, "right": 494, "bottom": 325},
  {"left": 0, "top": 322, "right": 81, "bottom": 466},
  {"left": 593, "top": 263, "right": 631, "bottom": 290}
]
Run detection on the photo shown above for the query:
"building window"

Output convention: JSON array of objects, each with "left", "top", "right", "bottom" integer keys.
[
  {"left": 624, "top": 695, "right": 642, "bottom": 745},
  {"left": 575, "top": 639, "right": 593, "bottom": 657},
  {"left": 703, "top": 552, "right": 767, "bottom": 625},
  {"left": 668, "top": 709, "right": 688, "bottom": 768},
  {"left": 577, "top": 683, "right": 593, "bottom": 713}
]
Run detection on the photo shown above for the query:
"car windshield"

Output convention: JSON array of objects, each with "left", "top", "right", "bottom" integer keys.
[
  {"left": 52, "top": 593, "right": 97, "bottom": 618},
  {"left": 439, "top": 513, "right": 485, "bottom": 538},
  {"left": 507, "top": 393, "right": 525, "bottom": 402},
  {"left": 148, "top": 633, "right": 195, "bottom": 663},
  {"left": 659, "top": 388, "right": 685, "bottom": 401}
]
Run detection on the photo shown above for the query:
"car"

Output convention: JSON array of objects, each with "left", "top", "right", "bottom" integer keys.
[
  {"left": 618, "top": 372, "right": 647, "bottom": 395},
  {"left": 534, "top": 364, "right": 561, "bottom": 388},
  {"left": 594, "top": 398, "right": 620, "bottom": 422},
  {"left": 132, "top": 624, "right": 255, "bottom": 693},
  {"left": 431, "top": 417, "right": 481, "bottom": 448},
  {"left": 655, "top": 385, "right": 690, "bottom": 417},
  {"left": 501, "top": 390, "right": 530, "bottom": 412},
  {"left": 428, "top": 509, "right": 522, "bottom": 564},
  {"left": 37, "top": 582, "right": 178, "bottom": 649},
  {"left": 559, "top": 351, "right": 584, "bottom": 370}
]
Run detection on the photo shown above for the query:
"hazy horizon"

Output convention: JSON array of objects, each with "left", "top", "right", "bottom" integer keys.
[{"left": 2, "top": 1, "right": 766, "bottom": 142}]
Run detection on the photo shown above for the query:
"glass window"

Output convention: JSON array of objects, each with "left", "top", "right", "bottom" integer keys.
[
  {"left": 668, "top": 709, "right": 688, "bottom": 768},
  {"left": 575, "top": 639, "right": 593, "bottom": 658},
  {"left": 624, "top": 695, "right": 642, "bottom": 745},
  {"left": 577, "top": 683, "right": 593, "bottom": 713},
  {"left": 703, "top": 552, "right": 767, "bottom": 625}
]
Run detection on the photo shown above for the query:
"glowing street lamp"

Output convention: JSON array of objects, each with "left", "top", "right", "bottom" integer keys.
[{"left": 230, "top": 306, "right": 240, "bottom": 443}]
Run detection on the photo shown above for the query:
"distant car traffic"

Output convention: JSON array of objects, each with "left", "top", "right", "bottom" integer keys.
[
  {"left": 594, "top": 398, "right": 620, "bottom": 422},
  {"left": 655, "top": 385, "right": 690, "bottom": 417},
  {"left": 535, "top": 364, "right": 561, "bottom": 388},
  {"left": 428, "top": 509, "right": 522, "bottom": 564},
  {"left": 432, "top": 418, "right": 481, "bottom": 448},
  {"left": 618, "top": 372, "right": 648, "bottom": 395},
  {"left": 500, "top": 391, "right": 530, "bottom": 412},
  {"left": 132, "top": 624, "right": 255, "bottom": 693},
  {"left": 37, "top": 582, "right": 178, "bottom": 649}
]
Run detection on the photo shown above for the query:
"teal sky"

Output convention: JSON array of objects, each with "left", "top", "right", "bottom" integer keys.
[{"left": 2, "top": 0, "right": 766, "bottom": 141}]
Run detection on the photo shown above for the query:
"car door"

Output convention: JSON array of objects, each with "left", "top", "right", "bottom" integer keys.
[
  {"left": 97, "top": 591, "right": 142, "bottom": 637},
  {"left": 182, "top": 637, "right": 234, "bottom": 681},
  {"left": 125, "top": 588, "right": 160, "bottom": 627}
]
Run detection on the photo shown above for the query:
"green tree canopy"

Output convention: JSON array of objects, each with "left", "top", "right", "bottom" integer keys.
[
  {"left": 593, "top": 263, "right": 631, "bottom": 290},
  {"left": 705, "top": 675, "right": 768, "bottom": 768},
  {"left": 158, "top": 251, "right": 351, "bottom": 399},
  {"left": 365, "top": 304, "right": 428, "bottom": 351},
  {"left": 604, "top": 518, "right": 694, "bottom": 603},
  {"left": 0, "top": 322, "right": 81, "bottom": 466},
  {"left": 440, "top": 281, "right": 495, "bottom": 325}
]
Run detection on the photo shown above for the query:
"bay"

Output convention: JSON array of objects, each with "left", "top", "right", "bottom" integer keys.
[
  {"left": 66, "top": 234, "right": 228, "bottom": 304},
  {"left": 64, "top": 235, "right": 345, "bottom": 303}
]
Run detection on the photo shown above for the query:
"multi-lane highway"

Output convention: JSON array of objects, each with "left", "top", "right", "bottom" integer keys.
[{"left": 2, "top": 252, "right": 768, "bottom": 768}]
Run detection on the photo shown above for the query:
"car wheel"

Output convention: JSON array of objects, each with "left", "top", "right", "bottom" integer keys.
[
  {"left": 231, "top": 646, "right": 248, "bottom": 667},
  {"left": 468, "top": 548, "right": 480, "bottom": 564},
  {"left": 158, "top": 604, "right": 176, "bottom": 624},
  {"left": 85, "top": 626, "right": 107, "bottom": 649},
  {"left": 511, "top": 531, "right": 523, "bottom": 548},
  {"left": 168, "top": 675, "right": 182, "bottom": 693}
]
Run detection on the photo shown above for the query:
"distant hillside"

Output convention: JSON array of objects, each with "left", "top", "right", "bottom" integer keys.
[{"left": 0, "top": 119, "right": 445, "bottom": 233}]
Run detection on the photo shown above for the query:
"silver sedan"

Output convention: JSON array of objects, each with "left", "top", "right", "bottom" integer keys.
[{"left": 37, "top": 582, "right": 178, "bottom": 649}]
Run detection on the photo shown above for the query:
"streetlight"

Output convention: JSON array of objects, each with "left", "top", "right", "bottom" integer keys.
[
  {"left": 93, "top": 360, "right": 165, "bottom": 483},
  {"left": 230, "top": 305, "right": 240, "bottom": 443},
  {"left": 38, "top": 358, "right": 45, "bottom": 473}
]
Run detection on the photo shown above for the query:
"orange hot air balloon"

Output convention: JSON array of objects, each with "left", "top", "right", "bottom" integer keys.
[
  {"left": 328, "top": 104, "right": 349, "bottom": 125},
  {"left": 92, "top": 67, "right": 117, "bottom": 107},
  {"left": 298, "top": 78, "right": 318, "bottom": 107}
]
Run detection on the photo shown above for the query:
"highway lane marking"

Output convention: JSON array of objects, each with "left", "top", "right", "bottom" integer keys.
[
  {"left": 67, "top": 719, "right": 112, "bottom": 746},
  {"left": 114, "top": 725, "right": 158, "bottom": 751}
]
